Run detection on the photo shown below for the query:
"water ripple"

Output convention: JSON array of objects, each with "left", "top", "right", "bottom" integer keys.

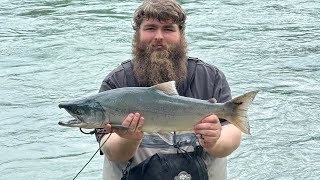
[
  {"left": 40, "top": 152, "right": 88, "bottom": 160},
  {"left": 1, "top": 0, "right": 320, "bottom": 179},
  {"left": 17, "top": 9, "right": 56, "bottom": 17}
]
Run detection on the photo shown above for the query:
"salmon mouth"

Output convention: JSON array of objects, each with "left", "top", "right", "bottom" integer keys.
[
  {"left": 58, "top": 103, "right": 86, "bottom": 127},
  {"left": 58, "top": 119, "right": 83, "bottom": 127}
]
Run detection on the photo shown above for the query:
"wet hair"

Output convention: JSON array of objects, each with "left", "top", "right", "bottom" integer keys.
[{"left": 132, "top": 0, "right": 186, "bottom": 33}]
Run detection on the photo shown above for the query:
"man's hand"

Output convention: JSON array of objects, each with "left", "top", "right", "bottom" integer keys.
[
  {"left": 106, "top": 112, "right": 145, "bottom": 141},
  {"left": 102, "top": 112, "right": 144, "bottom": 162},
  {"left": 194, "top": 113, "right": 222, "bottom": 150}
]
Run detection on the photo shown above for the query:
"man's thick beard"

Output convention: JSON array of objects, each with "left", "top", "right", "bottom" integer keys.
[{"left": 132, "top": 38, "right": 188, "bottom": 87}]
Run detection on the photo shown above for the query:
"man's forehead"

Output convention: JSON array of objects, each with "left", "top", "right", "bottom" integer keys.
[{"left": 142, "top": 18, "right": 177, "bottom": 26}]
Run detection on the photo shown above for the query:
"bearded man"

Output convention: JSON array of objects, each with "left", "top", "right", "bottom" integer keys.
[{"left": 95, "top": 0, "right": 241, "bottom": 179}]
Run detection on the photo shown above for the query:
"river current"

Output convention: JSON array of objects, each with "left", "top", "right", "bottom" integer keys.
[{"left": 0, "top": 0, "right": 319, "bottom": 179}]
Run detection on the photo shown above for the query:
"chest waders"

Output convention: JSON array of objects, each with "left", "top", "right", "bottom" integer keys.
[{"left": 120, "top": 58, "right": 208, "bottom": 180}]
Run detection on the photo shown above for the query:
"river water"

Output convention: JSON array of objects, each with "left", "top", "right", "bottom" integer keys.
[{"left": 1, "top": 0, "right": 319, "bottom": 179}]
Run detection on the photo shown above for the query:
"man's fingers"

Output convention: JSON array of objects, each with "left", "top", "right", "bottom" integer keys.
[
  {"left": 106, "top": 124, "right": 112, "bottom": 131},
  {"left": 125, "top": 113, "right": 135, "bottom": 125},
  {"left": 107, "top": 112, "right": 144, "bottom": 140},
  {"left": 201, "top": 114, "right": 219, "bottom": 123},
  {"left": 129, "top": 112, "right": 140, "bottom": 131},
  {"left": 134, "top": 117, "right": 140, "bottom": 132},
  {"left": 135, "top": 116, "right": 144, "bottom": 131}
]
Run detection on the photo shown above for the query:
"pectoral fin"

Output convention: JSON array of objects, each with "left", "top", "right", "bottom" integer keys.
[{"left": 208, "top": 98, "right": 217, "bottom": 103}]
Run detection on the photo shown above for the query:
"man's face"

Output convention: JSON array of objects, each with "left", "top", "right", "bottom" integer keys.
[
  {"left": 132, "top": 18, "right": 187, "bottom": 87},
  {"left": 138, "top": 18, "right": 181, "bottom": 49}
]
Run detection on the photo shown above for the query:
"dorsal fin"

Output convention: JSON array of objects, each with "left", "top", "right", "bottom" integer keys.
[
  {"left": 208, "top": 98, "right": 217, "bottom": 103},
  {"left": 151, "top": 81, "right": 179, "bottom": 95}
]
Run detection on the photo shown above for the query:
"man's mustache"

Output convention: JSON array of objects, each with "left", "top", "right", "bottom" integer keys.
[{"left": 150, "top": 40, "right": 168, "bottom": 50}]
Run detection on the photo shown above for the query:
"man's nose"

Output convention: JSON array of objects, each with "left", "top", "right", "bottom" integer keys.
[{"left": 154, "top": 29, "right": 164, "bottom": 40}]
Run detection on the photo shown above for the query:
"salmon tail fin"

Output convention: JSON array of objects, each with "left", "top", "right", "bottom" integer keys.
[{"left": 225, "top": 90, "right": 259, "bottom": 135}]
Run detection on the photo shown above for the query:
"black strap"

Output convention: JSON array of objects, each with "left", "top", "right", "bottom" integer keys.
[
  {"left": 121, "top": 158, "right": 133, "bottom": 180},
  {"left": 194, "top": 146, "right": 208, "bottom": 180}
]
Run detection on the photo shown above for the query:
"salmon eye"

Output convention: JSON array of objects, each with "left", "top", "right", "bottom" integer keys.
[{"left": 74, "top": 109, "right": 82, "bottom": 115}]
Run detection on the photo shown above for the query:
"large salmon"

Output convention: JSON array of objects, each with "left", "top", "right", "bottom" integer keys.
[{"left": 58, "top": 81, "right": 258, "bottom": 134}]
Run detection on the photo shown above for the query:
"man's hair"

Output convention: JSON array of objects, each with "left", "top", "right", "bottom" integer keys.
[{"left": 132, "top": 0, "right": 186, "bottom": 33}]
